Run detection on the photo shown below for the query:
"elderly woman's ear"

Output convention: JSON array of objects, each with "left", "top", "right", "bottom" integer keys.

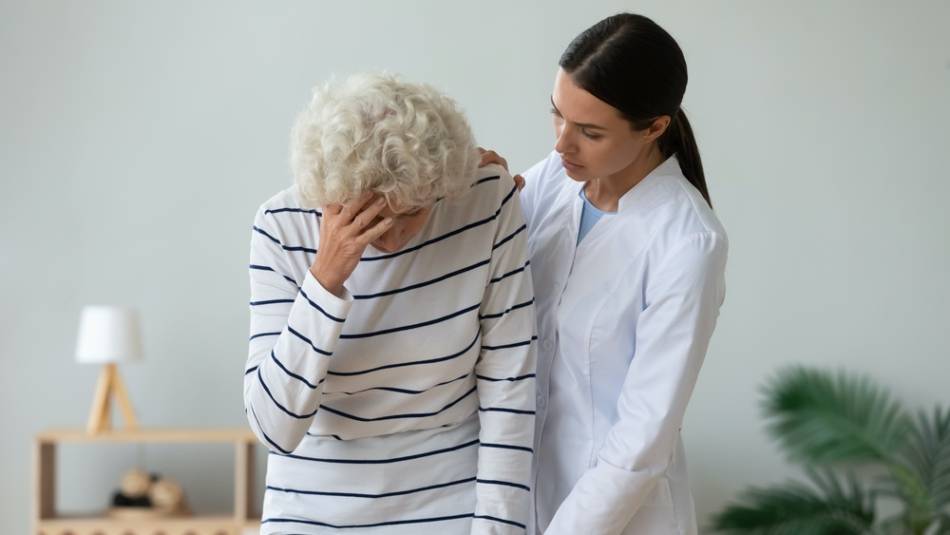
[{"left": 478, "top": 147, "right": 525, "bottom": 191}]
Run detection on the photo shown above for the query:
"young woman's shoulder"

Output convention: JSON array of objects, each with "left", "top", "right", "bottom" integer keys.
[
  {"left": 648, "top": 173, "right": 728, "bottom": 266},
  {"left": 522, "top": 151, "right": 565, "bottom": 195}
]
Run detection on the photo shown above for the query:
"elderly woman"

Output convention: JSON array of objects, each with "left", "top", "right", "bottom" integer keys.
[{"left": 243, "top": 73, "right": 536, "bottom": 534}]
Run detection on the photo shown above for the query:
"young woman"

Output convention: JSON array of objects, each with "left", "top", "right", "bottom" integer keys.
[{"left": 483, "top": 13, "right": 728, "bottom": 535}]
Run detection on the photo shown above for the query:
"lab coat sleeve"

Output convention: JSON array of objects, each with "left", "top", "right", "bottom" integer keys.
[
  {"left": 472, "top": 173, "right": 538, "bottom": 534},
  {"left": 243, "top": 206, "right": 352, "bottom": 454},
  {"left": 518, "top": 152, "right": 555, "bottom": 233},
  {"left": 545, "top": 231, "right": 727, "bottom": 535}
]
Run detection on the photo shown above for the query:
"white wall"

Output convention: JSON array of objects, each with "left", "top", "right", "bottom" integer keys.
[{"left": 2, "top": 1, "right": 948, "bottom": 532}]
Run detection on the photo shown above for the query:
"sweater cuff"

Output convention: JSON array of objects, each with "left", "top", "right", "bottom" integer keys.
[{"left": 299, "top": 269, "right": 353, "bottom": 320}]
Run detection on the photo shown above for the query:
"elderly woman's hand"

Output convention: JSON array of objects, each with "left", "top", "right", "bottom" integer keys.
[
  {"left": 478, "top": 147, "right": 525, "bottom": 191},
  {"left": 310, "top": 192, "right": 393, "bottom": 297}
]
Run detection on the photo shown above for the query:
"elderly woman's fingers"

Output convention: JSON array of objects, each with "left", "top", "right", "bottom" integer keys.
[
  {"left": 323, "top": 203, "right": 344, "bottom": 219},
  {"left": 357, "top": 217, "right": 394, "bottom": 245},
  {"left": 339, "top": 191, "right": 376, "bottom": 223},
  {"left": 351, "top": 197, "right": 388, "bottom": 234},
  {"left": 478, "top": 149, "right": 509, "bottom": 171}
]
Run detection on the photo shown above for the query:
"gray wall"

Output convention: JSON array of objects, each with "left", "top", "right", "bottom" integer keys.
[{"left": 2, "top": 1, "right": 948, "bottom": 533}]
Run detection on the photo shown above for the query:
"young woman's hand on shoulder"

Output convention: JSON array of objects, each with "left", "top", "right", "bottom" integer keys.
[{"left": 478, "top": 147, "right": 525, "bottom": 191}]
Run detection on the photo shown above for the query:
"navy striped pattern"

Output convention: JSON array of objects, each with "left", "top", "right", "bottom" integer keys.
[{"left": 244, "top": 167, "right": 535, "bottom": 534}]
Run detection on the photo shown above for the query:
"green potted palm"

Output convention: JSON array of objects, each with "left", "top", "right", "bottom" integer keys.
[{"left": 710, "top": 366, "right": 950, "bottom": 534}]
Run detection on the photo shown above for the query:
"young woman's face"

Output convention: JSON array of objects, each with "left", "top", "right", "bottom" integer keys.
[
  {"left": 551, "top": 68, "right": 662, "bottom": 182},
  {"left": 369, "top": 203, "right": 432, "bottom": 253}
]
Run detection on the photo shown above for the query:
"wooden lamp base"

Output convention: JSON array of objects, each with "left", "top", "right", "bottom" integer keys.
[{"left": 87, "top": 363, "right": 138, "bottom": 434}]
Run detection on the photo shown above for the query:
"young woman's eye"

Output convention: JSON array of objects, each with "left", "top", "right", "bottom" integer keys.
[{"left": 582, "top": 130, "right": 602, "bottom": 140}]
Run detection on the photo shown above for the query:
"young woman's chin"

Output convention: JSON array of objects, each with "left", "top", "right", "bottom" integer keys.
[{"left": 563, "top": 167, "right": 594, "bottom": 182}]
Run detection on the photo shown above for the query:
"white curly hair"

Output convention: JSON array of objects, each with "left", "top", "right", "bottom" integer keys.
[{"left": 290, "top": 72, "right": 480, "bottom": 210}]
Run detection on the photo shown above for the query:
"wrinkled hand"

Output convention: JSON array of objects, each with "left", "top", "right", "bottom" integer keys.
[
  {"left": 310, "top": 192, "right": 393, "bottom": 297},
  {"left": 478, "top": 147, "right": 525, "bottom": 191}
]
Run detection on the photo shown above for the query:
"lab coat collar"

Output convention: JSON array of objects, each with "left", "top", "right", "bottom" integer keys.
[{"left": 615, "top": 154, "right": 682, "bottom": 214}]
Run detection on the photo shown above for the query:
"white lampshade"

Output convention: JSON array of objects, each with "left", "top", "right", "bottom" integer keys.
[{"left": 75, "top": 306, "right": 143, "bottom": 364}]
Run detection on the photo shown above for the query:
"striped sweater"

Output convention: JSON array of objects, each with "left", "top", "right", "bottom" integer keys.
[{"left": 244, "top": 166, "right": 537, "bottom": 534}]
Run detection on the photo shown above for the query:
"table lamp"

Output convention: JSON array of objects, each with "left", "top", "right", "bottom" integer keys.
[{"left": 75, "top": 305, "right": 143, "bottom": 433}]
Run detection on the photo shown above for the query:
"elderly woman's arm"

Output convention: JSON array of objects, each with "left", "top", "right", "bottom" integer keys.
[
  {"left": 243, "top": 194, "right": 392, "bottom": 453},
  {"left": 472, "top": 173, "right": 538, "bottom": 534}
]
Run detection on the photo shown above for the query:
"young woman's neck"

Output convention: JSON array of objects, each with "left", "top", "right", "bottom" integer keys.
[{"left": 584, "top": 143, "right": 665, "bottom": 212}]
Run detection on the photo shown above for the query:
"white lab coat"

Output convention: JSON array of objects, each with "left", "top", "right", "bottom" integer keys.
[{"left": 520, "top": 152, "right": 727, "bottom": 535}]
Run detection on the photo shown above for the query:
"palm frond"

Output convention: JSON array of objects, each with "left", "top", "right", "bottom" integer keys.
[
  {"left": 708, "top": 468, "right": 875, "bottom": 534},
  {"left": 869, "top": 515, "right": 919, "bottom": 535},
  {"left": 928, "top": 513, "right": 950, "bottom": 535},
  {"left": 909, "top": 408, "right": 950, "bottom": 511},
  {"left": 881, "top": 407, "right": 950, "bottom": 531},
  {"left": 762, "top": 366, "right": 912, "bottom": 465}
]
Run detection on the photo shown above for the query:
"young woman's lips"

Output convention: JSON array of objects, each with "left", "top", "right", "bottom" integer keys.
[{"left": 562, "top": 158, "right": 583, "bottom": 170}]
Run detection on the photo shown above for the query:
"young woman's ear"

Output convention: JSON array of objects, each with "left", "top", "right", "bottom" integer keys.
[{"left": 642, "top": 115, "right": 672, "bottom": 143}]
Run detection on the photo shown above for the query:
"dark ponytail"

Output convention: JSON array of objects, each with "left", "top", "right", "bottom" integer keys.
[
  {"left": 660, "top": 109, "right": 709, "bottom": 206},
  {"left": 560, "top": 14, "right": 712, "bottom": 207}
]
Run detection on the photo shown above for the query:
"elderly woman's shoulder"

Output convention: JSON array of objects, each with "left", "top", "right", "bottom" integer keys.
[
  {"left": 252, "top": 186, "right": 317, "bottom": 227},
  {"left": 466, "top": 164, "right": 518, "bottom": 207}
]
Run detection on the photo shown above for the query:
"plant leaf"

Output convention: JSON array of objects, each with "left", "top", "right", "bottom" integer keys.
[
  {"left": 708, "top": 469, "right": 875, "bottom": 534},
  {"left": 762, "top": 366, "right": 912, "bottom": 465},
  {"left": 886, "top": 407, "right": 950, "bottom": 531}
]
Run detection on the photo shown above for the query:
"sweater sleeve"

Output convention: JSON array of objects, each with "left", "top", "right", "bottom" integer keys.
[
  {"left": 243, "top": 207, "right": 352, "bottom": 453},
  {"left": 471, "top": 171, "right": 538, "bottom": 534}
]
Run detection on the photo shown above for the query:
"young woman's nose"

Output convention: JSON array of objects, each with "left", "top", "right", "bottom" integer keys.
[{"left": 554, "top": 124, "right": 575, "bottom": 155}]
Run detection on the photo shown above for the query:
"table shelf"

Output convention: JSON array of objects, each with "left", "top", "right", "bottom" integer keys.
[{"left": 33, "top": 428, "right": 261, "bottom": 535}]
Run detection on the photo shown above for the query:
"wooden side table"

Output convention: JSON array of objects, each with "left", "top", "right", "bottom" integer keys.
[{"left": 33, "top": 428, "right": 261, "bottom": 535}]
